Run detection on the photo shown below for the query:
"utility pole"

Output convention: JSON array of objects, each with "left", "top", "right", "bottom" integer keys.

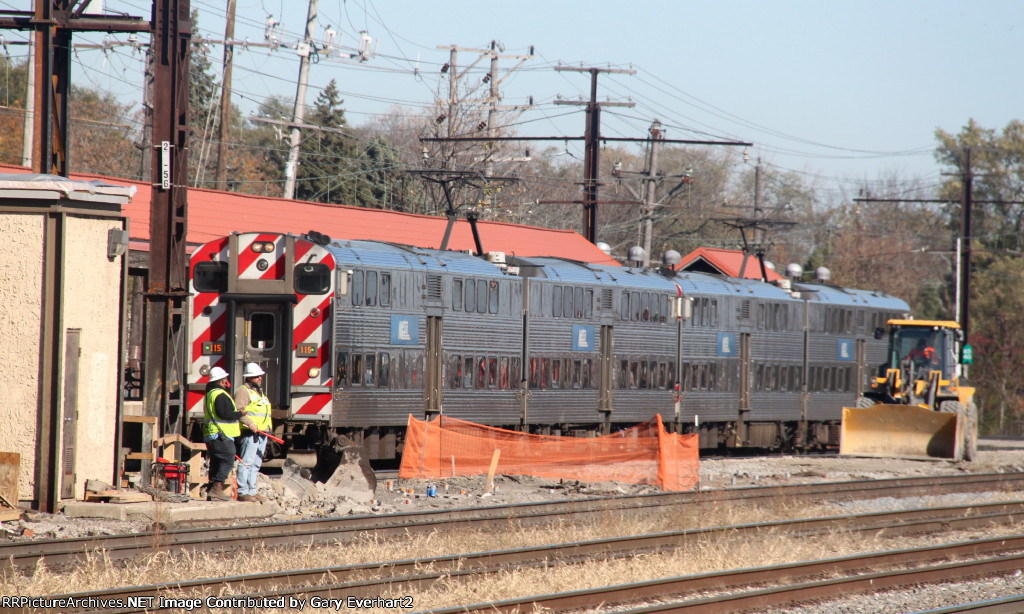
[
  {"left": 283, "top": 0, "right": 318, "bottom": 200},
  {"left": 554, "top": 65, "right": 636, "bottom": 244},
  {"left": 21, "top": 35, "right": 34, "bottom": 168},
  {"left": 959, "top": 147, "right": 973, "bottom": 342},
  {"left": 641, "top": 121, "right": 661, "bottom": 265},
  {"left": 215, "top": 0, "right": 236, "bottom": 187}
]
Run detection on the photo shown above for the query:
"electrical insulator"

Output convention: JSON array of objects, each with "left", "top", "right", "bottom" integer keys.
[
  {"left": 441, "top": 62, "right": 449, "bottom": 73},
  {"left": 436, "top": 114, "right": 446, "bottom": 124},
  {"left": 483, "top": 73, "right": 491, "bottom": 83},
  {"left": 477, "top": 121, "right": 487, "bottom": 131}
]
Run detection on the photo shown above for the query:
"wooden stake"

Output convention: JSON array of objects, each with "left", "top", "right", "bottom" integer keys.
[{"left": 484, "top": 448, "right": 501, "bottom": 493}]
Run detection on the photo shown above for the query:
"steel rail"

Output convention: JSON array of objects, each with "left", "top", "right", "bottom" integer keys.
[
  {"left": 29, "top": 500, "right": 1024, "bottom": 614},
  {"left": 7, "top": 472, "right": 1022, "bottom": 572},
  {"left": 425, "top": 542, "right": 1024, "bottom": 614}
]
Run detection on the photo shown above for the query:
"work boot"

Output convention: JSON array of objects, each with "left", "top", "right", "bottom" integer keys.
[
  {"left": 251, "top": 494, "right": 268, "bottom": 502},
  {"left": 237, "top": 494, "right": 254, "bottom": 502},
  {"left": 207, "top": 482, "right": 231, "bottom": 501}
]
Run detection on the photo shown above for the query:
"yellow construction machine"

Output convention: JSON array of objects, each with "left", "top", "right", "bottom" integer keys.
[{"left": 840, "top": 320, "right": 977, "bottom": 461}]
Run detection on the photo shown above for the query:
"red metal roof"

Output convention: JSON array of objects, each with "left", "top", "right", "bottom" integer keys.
[
  {"left": 676, "top": 246, "right": 785, "bottom": 281},
  {"left": 0, "top": 164, "right": 617, "bottom": 266}
]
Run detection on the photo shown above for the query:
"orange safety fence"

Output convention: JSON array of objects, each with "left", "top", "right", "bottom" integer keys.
[{"left": 399, "top": 414, "right": 699, "bottom": 491}]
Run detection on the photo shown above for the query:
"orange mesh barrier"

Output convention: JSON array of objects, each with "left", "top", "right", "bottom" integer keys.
[{"left": 399, "top": 414, "right": 699, "bottom": 491}]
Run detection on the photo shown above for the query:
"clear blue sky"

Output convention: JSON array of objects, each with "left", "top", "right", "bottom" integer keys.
[{"left": 5, "top": 0, "right": 1021, "bottom": 196}]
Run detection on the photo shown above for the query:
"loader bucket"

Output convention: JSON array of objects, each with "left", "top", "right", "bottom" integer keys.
[{"left": 839, "top": 404, "right": 961, "bottom": 460}]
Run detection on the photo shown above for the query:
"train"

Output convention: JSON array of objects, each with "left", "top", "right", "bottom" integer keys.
[{"left": 186, "top": 230, "right": 909, "bottom": 461}]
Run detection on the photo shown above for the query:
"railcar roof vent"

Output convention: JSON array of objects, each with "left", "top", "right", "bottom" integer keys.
[
  {"left": 426, "top": 274, "right": 442, "bottom": 300},
  {"left": 739, "top": 299, "right": 751, "bottom": 319}
]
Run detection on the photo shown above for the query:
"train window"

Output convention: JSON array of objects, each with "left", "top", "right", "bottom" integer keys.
[
  {"left": 629, "top": 361, "right": 639, "bottom": 389},
  {"left": 755, "top": 365, "right": 764, "bottom": 392},
  {"left": 193, "top": 261, "right": 228, "bottom": 292},
  {"left": 667, "top": 362, "right": 676, "bottom": 390},
  {"left": 551, "top": 359, "right": 562, "bottom": 389},
  {"left": 463, "top": 357, "right": 474, "bottom": 389},
  {"left": 640, "top": 293, "right": 650, "bottom": 322},
  {"left": 390, "top": 354, "right": 399, "bottom": 389},
  {"left": 500, "top": 357, "right": 509, "bottom": 389},
  {"left": 453, "top": 279, "right": 463, "bottom": 311},
  {"left": 364, "top": 354, "right": 376, "bottom": 387},
  {"left": 511, "top": 358, "right": 521, "bottom": 387},
  {"left": 249, "top": 312, "right": 276, "bottom": 350},
  {"left": 336, "top": 352, "right": 349, "bottom": 387},
  {"left": 584, "top": 289, "right": 594, "bottom": 318},
  {"left": 364, "top": 271, "right": 378, "bottom": 306},
  {"left": 488, "top": 357, "right": 498, "bottom": 388},
  {"left": 380, "top": 274, "right": 391, "bottom": 307},
  {"left": 476, "top": 357, "right": 487, "bottom": 388},
  {"left": 529, "top": 358, "right": 540, "bottom": 390},
  {"left": 690, "top": 298, "right": 700, "bottom": 327},
  {"left": 621, "top": 293, "right": 630, "bottom": 321},
  {"left": 379, "top": 352, "right": 390, "bottom": 388},
  {"left": 574, "top": 287, "right": 584, "bottom": 318},
  {"left": 465, "top": 280, "right": 476, "bottom": 312},
  {"left": 541, "top": 358, "right": 551, "bottom": 389},
  {"left": 637, "top": 361, "right": 648, "bottom": 389},
  {"left": 582, "top": 359, "right": 593, "bottom": 389},
  {"left": 489, "top": 281, "right": 500, "bottom": 314},
  {"left": 476, "top": 280, "right": 487, "bottom": 314},
  {"left": 708, "top": 363, "right": 718, "bottom": 391},
  {"left": 295, "top": 263, "right": 331, "bottom": 295},
  {"left": 409, "top": 352, "right": 423, "bottom": 388},
  {"left": 571, "top": 360, "right": 582, "bottom": 389},
  {"left": 711, "top": 300, "right": 719, "bottom": 326},
  {"left": 552, "top": 286, "right": 562, "bottom": 318},
  {"left": 352, "top": 271, "right": 364, "bottom": 306},
  {"left": 351, "top": 354, "right": 363, "bottom": 386},
  {"left": 631, "top": 292, "right": 641, "bottom": 321},
  {"left": 563, "top": 287, "right": 574, "bottom": 319},
  {"left": 448, "top": 355, "right": 461, "bottom": 388},
  {"left": 618, "top": 360, "right": 629, "bottom": 388}
]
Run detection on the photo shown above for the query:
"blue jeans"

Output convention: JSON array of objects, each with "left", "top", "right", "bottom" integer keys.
[{"left": 236, "top": 433, "right": 267, "bottom": 495}]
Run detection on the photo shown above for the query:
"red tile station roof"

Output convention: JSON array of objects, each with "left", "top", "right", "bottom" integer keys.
[
  {"left": 677, "top": 246, "right": 785, "bottom": 281},
  {"left": 1, "top": 164, "right": 617, "bottom": 266}
]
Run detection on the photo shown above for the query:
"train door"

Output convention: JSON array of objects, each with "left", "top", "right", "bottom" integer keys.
[
  {"left": 736, "top": 332, "right": 752, "bottom": 446},
  {"left": 599, "top": 324, "right": 614, "bottom": 431},
  {"left": 424, "top": 314, "right": 443, "bottom": 415},
  {"left": 235, "top": 303, "right": 285, "bottom": 406}
]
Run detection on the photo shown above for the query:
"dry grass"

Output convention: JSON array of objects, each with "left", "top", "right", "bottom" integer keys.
[{"left": 8, "top": 491, "right": 1024, "bottom": 611}]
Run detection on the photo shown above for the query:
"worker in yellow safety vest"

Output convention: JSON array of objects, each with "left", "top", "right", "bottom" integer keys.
[
  {"left": 203, "top": 366, "right": 255, "bottom": 501},
  {"left": 233, "top": 363, "right": 273, "bottom": 502}
]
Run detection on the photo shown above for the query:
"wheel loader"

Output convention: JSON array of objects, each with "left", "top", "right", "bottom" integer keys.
[{"left": 840, "top": 320, "right": 977, "bottom": 461}]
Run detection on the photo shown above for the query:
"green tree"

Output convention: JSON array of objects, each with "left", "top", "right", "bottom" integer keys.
[
  {"left": 968, "top": 253, "right": 1024, "bottom": 435},
  {"left": 294, "top": 79, "right": 366, "bottom": 204}
]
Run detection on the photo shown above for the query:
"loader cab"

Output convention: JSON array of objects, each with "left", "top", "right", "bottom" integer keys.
[{"left": 887, "top": 321, "right": 960, "bottom": 380}]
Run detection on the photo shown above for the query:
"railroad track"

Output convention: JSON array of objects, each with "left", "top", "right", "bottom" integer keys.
[
  {"left": 7, "top": 472, "right": 1024, "bottom": 572},
  {"left": 22, "top": 499, "right": 1024, "bottom": 613}
]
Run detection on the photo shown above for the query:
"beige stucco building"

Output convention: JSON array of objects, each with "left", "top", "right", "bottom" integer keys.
[{"left": 0, "top": 175, "right": 134, "bottom": 511}]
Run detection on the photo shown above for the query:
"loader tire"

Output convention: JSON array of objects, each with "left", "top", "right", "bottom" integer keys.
[
  {"left": 963, "top": 402, "right": 979, "bottom": 462},
  {"left": 939, "top": 400, "right": 966, "bottom": 462}
]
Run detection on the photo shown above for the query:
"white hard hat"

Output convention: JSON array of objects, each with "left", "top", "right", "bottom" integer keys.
[
  {"left": 243, "top": 363, "right": 265, "bottom": 377},
  {"left": 209, "top": 366, "right": 229, "bottom": 382}
]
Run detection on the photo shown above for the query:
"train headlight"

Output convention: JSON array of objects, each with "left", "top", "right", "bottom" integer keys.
[
  {"left": 308, "top": 367, "right": 321, "bottom": 378},
  {"left": 251, "top": 242, "right": 265, "bottom": 253},
  {"left": 256, "top": 258, "right": 269, "bottom": 271},
  {"left": 199, "top": 365, "right": 211, "bottom": 376}
]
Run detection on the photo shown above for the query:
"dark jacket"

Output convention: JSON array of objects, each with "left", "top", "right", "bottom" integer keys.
[{"left": 205, "top": 381, "right": 244, "bottom": 421}]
